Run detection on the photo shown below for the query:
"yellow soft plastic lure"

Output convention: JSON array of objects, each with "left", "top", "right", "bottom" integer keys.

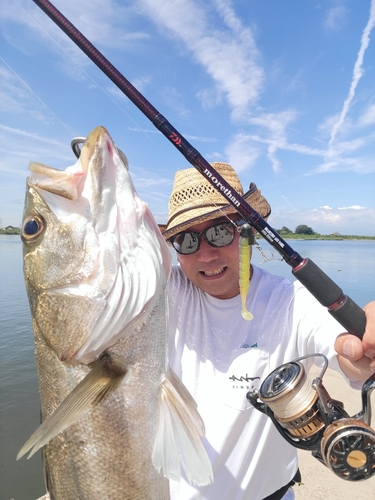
[{"left": 239, "top": 224, "right": 254, "bottom": 320}]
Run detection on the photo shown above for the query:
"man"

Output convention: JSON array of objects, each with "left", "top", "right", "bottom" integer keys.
[{"left": 162, "top": 162, "right": 375, "bottom": 500}]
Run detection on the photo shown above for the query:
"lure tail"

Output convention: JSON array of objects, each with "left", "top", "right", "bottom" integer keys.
[{"left": 239, "top": 224, "right": 254, "bottom": 321}]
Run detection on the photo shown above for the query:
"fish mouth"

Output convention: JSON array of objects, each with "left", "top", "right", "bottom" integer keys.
[{"left": 200, "top": 266, "right": 226, "bottom": 277}]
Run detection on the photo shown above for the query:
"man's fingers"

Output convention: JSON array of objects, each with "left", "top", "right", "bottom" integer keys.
[{"left": 335, "top": 333, "right": 364, "bottom": 362}]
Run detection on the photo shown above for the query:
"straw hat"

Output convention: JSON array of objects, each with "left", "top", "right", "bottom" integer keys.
[{"left": 162, "top": 162, "right": 271, "bottom": 240}]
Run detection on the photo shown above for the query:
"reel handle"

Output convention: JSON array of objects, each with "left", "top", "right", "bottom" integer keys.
[{"left": 292, "top": 258, "right": 366, "bottom": 339}]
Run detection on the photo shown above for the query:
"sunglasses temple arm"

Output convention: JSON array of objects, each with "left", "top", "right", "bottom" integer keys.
[{"left": 32, "top": 0, "right": 366, "bottom": 340}]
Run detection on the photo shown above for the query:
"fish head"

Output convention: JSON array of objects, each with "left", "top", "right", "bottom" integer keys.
[{"left": 22, "top": 126, "right": 171, "bottom": 363}]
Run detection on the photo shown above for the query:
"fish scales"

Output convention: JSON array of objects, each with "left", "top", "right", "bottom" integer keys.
[
  {"left": 19, "top": 126, "right": 212, "bottom": 499},
  {"left": 35, "top": 291, "right": 169, "bottom": 499}
]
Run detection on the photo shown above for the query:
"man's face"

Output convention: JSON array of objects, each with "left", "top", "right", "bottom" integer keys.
[{"left": 176, "top": 216, "right": 243, "bottom": 299}]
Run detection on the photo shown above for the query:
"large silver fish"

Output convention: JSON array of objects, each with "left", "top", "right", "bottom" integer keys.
[{"left": 18, "top": 126, "right": 212, "bottom": 499}]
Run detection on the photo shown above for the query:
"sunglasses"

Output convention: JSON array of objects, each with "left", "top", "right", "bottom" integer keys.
[{"left": 169, "top": 220, "right": 245, "bottom": 255}]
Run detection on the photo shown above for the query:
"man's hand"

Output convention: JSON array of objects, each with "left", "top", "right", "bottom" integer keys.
[{"left": 335, "top": 301, "right": 375, "bottom": 383}]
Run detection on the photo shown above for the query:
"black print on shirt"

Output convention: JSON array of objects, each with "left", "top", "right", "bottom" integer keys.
[
  {"left": 229, "top": 375, "right": 260, "bottom": 382},
  {"left": 229, "top": 374, "right": 260, "bottom": 390}
]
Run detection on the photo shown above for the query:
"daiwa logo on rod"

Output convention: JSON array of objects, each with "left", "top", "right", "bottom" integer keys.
[{"left": 204, "top": 168, "right": 241, "bottom": 207}]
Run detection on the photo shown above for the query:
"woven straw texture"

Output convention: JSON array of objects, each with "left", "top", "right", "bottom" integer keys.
[{"left": 162, "top": 162, "right": 271, "bottom": 240}]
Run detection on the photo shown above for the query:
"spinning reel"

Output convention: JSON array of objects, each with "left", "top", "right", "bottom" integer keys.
[{"left": 247, "top": 354, "right": 375, "bottom": 481}]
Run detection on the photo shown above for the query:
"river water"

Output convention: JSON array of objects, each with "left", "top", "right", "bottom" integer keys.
[{"left": 1, "top": 235, "right": 374, "bottom": 499}]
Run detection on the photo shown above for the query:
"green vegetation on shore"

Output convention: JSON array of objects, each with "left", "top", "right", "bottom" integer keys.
[
  {"left": 0, "top": 226, "right": 20, "bottom": 235},
  {"left": 1, "top": 224, "right": 374, "bottom": 240},
  {"left": 273, "top": 232, "right": 375, "bottom": 241},
  {"left": 267, "top": 225, "right": 375, "bottom": 241}
]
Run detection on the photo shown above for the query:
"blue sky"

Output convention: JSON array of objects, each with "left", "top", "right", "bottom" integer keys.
[{"left": 1, "top": 0, "right": 375, "bottom": 235}]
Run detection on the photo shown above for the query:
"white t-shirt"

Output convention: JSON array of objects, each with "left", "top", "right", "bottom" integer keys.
[{"left": 167, "top": 265, "right": 346, "bottom": 500}]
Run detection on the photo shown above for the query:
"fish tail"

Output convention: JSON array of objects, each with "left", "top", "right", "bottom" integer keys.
[{"left": 152, "top": 369, "right": 213, "bottom": 486}]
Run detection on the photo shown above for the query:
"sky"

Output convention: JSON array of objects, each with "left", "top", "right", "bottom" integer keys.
[{"left": 1, "top": 0, "right": 375, "bottom": 236}]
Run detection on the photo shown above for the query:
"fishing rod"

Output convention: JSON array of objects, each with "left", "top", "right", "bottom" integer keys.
[{"left": 31, "top": 0, "right": 366, "bottom": 339}]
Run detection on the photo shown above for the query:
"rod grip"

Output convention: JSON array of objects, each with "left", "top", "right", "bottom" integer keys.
[{"left": 292, "top": 258, "right": 366, "bottom": 339}]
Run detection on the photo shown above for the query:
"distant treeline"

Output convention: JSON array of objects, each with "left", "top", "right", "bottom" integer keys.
[
  {"left": 1, "top": 225, "right": 374, "bottom": 240},
  {"left": 0, "top": 226, "right": 20, "bottom": 235},
  {"left": 270, "top": 225, "right": 375, "bottom": 240}
]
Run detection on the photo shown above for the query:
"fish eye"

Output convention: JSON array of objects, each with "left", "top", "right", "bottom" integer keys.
[{"left": 21, "top": 216, "right": 44, "bottom": 243}]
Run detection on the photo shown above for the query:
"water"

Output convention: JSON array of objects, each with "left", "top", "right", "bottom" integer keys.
[
  {"left": 0, "top": 235, "right": 374, "bottom": 500},
  {"left": 252, "top": 238, "right": 374, "bottom": 308},
  {"left": 0, "top": 236, "right": 44, "bottom": 500}
]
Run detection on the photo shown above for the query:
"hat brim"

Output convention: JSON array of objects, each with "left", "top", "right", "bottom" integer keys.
[{"left": 161, "top": 183, "right": 271, "bottom": 240}]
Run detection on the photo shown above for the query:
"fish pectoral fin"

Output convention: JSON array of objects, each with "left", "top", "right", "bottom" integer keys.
[
  {"left": 152, "top": 369, "right": 213, "bottom": 486},
  {"left": 17, "top": 357, "right": 126, "bottom": 460}
]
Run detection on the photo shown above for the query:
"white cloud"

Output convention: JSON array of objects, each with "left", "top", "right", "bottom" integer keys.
[
  {"left": 223, "top": 110, "right": 328, "bottom": 173},
  {"left": 2, "top": 0, "right": 374, "bottom": 208},
  {"left": 324, "top": 6, "right": 348, "bottom": 32},
  {"left": 312, "top": 152, "right": 375, "bottom": 175},
  {"left": 0, "top": 0, "right": 149, "bottom": 72},
  {"left": 270, "top": 206, "right": 375, "bottom": 236},
  {"left": 0, "top": 65, "right": 44, "bottom": 118},
  {"left": 196, "top": 87, "right": 222, "bottom": 110},
  {"left": 328, "top": 0, "right": 375, "bottom": 147},
  {"left": 0, "top": 124, "right": 72, "bottom": 177},
  {"left": 159, "top": 86, "right": 191, "bottom": 117},
  {"left": 247, "top": 111, "right": 300, "bottom": 172},
  {"left": 184, "top": 134, "right": 218, "bottom": 143},
  {"left": 338, "top": 205, "right": 365, "bottom": 210},
  {"left": 330, "top": 137, "right": 367, "bottom": 154},
  {"left": 136, "top": 0, "right": 264, "bottom": 120},
  {"left": 0, "top": 124, "right": 69, "bottom": 147},
  {"left": 358, "top": 103, "right": 375, "bottom": 126},
  {"left": 130, "top": 76, "right": 152, "bottom": 94},
  {"left": 224, "top": 133, "right": 260, "bottom": 172}
]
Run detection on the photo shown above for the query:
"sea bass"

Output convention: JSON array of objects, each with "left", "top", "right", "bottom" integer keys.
[{"left": 18, "top": 126, "right": 212, "bottom": 499}]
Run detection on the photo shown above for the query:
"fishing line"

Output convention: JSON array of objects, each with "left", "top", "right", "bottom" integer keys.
[
  {"left": 30, "top": 0, "right": 367, "bottom": 340},
  {"left": 0, "top": 55, "right": 75, "bottom": 138},
  {"left": 10, "top": 0, "right": 166, "bottom": 154},
  {"left": 253, "top": 240, "right": 283, "bottom": 265}
]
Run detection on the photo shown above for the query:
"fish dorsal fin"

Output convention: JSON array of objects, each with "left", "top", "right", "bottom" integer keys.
[
  {"left": 17, "top": 358, "right": 126, "bottom": 460},
  {"left": 152, "top": 369, "right": 213, "bottom": 486}
]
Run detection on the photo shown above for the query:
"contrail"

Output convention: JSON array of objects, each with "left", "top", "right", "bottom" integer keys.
[{"left": 328, "top": 0, "right": 375, "bottom": 148}]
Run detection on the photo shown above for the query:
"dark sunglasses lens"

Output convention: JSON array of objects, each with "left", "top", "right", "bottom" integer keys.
[
  {"left": 205, "top": 224, "right": 235, "bottom": 247},
  {"left": 172, "top": 232, "right": 199, "bottom": 254}
]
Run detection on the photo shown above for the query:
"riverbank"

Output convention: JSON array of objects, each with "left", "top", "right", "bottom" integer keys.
[
  {"left": 2, "top": 229, "right": 375, "bottom": 240},
  {"left": 276, "top": 235, "right": 375, "bottom": 241},
  {"left": 255, "top": 231, "right": 375, "bottom": 241}
]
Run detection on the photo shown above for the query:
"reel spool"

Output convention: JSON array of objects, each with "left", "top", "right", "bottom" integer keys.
[
  {"left": 259, "top": 361, "right": 324, "bottom": 439},
  {"left": 247, "top": 354, "right": 375, "bottom": 481}
]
